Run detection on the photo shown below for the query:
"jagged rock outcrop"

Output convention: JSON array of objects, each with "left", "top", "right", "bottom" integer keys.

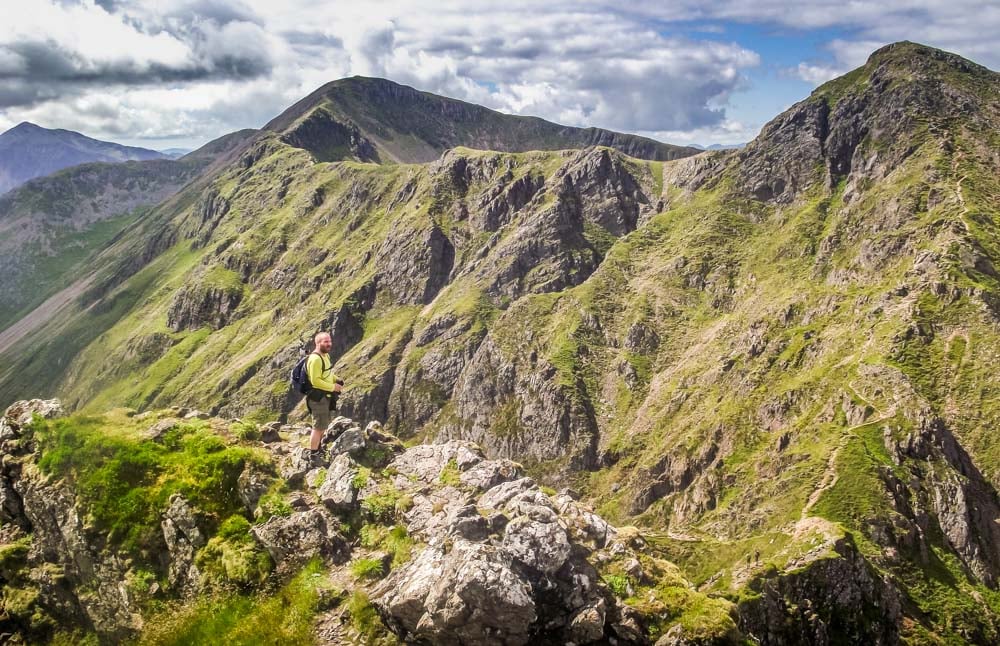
[
  {"left": 734, "top": 42, "right": 995, "bottom": 206},
  {"left": 881, "top": 412, "right": 1000, "bottom": 586},
  {"left": 441, "top": 335, "right": 600, "bottom": 471},
  {"left": 1, "top": 401, "right": 962, "bottom": 644},
  {"left": 251, "top": 508, "right": 349, "bottom": 576},
  {"left": 161, "top": 494, "right": 205, "bottom": 596},
  {"left": 374, "top": 222, "right": 455, "bottom": 305},
  {"left": 355, "top": 438, "right": 646, "bottom": 644},
  {"left": 166, "top": 276, "right": 244, "bottom": 331},
  {"left": 280, "top": 107, "right": 380, "bottom": 163},
  {"left": 0, "top": 399, "right": 141, "bottom": 642},
  {"left": 737, "top": 537, "right": 902, "bottom": 646}
]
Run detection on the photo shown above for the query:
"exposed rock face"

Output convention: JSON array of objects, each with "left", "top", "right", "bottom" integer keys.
[
  {"left": 377, "top": 540, "right": 537, "bottom": 645},
  {"left": 251, "top": 508, "right": 348, "bottom": 576},
  {"left": 280, "top": 107, "right": 380, "bottom": 163},
  {"left": 734, "top": 42, "right": 994, "bottom": 206},
  {"left": 734, "top": 98, "right": 829, "bottom": 203},
  {"left": 0, "top": 399, "right": 142, "bottom": 641},
  {"left": 367, "top": 439, "right": 628, "bottom": 644},
  {"left": 316, "top": 453, "right": 359, "bottom": 511},
  {"left": 166, "top": 279, "right": 244, "bottom": 331},
  {"left": 237, "top": 461, "right": 273, "bottom": 513},
  {"left": 374, "top": 221, "right": 455, "bottom": 304},
  {"left": 161, "top": 494, "right": 205, "bottom": 596},
  {"left": 2, "top": 399, "right": 64, "bottom": 427},
  {"left": 442, "top": 335, "right": 600, "bottom": 470},
  {"left": 881, "top": 412, "right": 1000, "bottom": 586},
  {"left": 737, "top": 538, "right": 902, "bottom": 646},
  {"left": 555, "top": 147, "right": 653, "bottom": 236},
  {"left": 328, "top": 426, "right": 366, "bottom": 457},
  {"left": 12, "top": 469, "right": 143, "bottom": 640}
]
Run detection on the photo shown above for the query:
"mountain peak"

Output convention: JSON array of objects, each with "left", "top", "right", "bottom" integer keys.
[
  {"left": 862, "top": 40, "right": 996, "bottom": 81},
  {"left": 0, "top": 122, "right": 166, "bottom": 194},
  {"left": 727, "top": 40, "right": 999, "bottom": 205},
  {"left": 805, "top": 41, "right": 996, "bottom": 108},
  {"left": 8, "top": 121, "right": 43, "bottom": 132},
  {"left": 264, "top": 75, "right": 700, "bottom": 164}
]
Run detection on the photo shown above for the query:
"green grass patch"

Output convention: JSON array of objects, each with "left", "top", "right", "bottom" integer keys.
[
  {"left": 255, "top": 481, "right": 293, "bottom": 520},
  {"left": 352, "top": 466, "right": 373, "bottom": 490},
  {"left": 350, "top": 557, "right": 385, "bottom": 580},
  {"left": 603, "top": 573, "right": 633, "bottom": 597},
  {"left": 31, "top": 412, "right": 268, "bottom": 562},
  {"left": 196, "top": 515, "right": 273, "bottom": 589},
  {"left": 361, "top": 482, "right": 413, "bottom": 523},
  {"left": 347, "top": 590, "right": 391, "bottom": 643},
  {"left": 230, "top": 420, "right": 261, "bottom": 442},
  {"left": 438, "top": 458, "right": 461, "bottom": 487},
  {"left": 360, "top": 524, "right": 415, "bottom": 569},
  {"left": 139, "top": 559, "right": 330, "bottom": 646}
]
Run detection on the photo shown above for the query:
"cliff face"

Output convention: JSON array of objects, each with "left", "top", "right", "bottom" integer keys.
[{"left": 1, "top": 42, "right": 999, "bottom": 643}]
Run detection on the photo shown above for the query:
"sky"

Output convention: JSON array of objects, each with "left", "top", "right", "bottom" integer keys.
[{"left": 0, "top": 1, "right": 997, "bottom": 151}]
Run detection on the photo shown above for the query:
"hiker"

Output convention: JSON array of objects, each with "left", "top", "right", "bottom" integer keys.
[{"left": 304, "top": 332, "right": 343, "bottom": 458}]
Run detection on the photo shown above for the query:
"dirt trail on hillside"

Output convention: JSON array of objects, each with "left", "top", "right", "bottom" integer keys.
[{"left": 0, "top": 273, "right": 95, "bottom": 355}]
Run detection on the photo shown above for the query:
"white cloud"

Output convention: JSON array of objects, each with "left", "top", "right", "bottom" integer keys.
[
  {"left": 0, "top": 0, "right": 760, "bottom": 147},
  {"left": 791, "top": 62, "right": 842, "bottom": 84},
  {"left": 0, "top": 0, "right": 996, "bottom": 148}
]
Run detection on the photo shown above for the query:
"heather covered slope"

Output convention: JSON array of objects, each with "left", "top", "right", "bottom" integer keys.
[{"left": 0, "top": 41, "right": 999, "bottom": 643}]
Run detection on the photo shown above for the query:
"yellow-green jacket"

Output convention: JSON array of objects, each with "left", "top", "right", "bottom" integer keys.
[{"left": 306, "top": 353, "right": 340, "bottom": 392}]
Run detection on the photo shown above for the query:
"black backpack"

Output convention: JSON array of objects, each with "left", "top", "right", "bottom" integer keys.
[{"left": 291, "top": 352, "right": 327, "bottom": 394}]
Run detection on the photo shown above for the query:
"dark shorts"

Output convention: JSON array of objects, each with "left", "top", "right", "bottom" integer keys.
[{"left": 306, "top": 390, "right": 334, "bottom": 429}]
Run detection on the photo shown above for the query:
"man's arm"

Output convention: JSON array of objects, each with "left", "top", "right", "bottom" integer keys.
[{"left": 306, "top": 354, "right": 338, "bottom": 392}]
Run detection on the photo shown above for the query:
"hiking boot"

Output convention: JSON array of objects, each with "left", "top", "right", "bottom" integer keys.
[{"left": 308, "top": 448, "right": 327, "bottom": 467}]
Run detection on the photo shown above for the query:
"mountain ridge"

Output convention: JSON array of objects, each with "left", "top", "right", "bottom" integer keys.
[{"left": 264, "top": 75, "right": 701, "bottom": 164}]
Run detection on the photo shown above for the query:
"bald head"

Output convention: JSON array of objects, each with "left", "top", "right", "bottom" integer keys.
[{"left": 314, "top": 332, "right": 332, "bottom": 353}]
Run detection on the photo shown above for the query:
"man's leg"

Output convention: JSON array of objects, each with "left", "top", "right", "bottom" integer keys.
[{"left": 309, "top": 393, "right": 331, "bottom": 452}]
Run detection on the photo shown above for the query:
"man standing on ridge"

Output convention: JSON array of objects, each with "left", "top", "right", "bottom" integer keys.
[{"left": 305, "top": 331, "right": 343, "bottom": 459}]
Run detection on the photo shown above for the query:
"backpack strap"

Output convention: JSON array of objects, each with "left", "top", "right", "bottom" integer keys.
[{"left": 310, "top": 351, "right": 329, "bottom": 373}]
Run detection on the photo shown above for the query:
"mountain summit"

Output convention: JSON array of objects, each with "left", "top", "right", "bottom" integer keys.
[
  {"left": 0, "top": 122, "right": 166, "bottom": 194},
  {"left": 264, "top": 76, "right": 700, "bottom": 163}
]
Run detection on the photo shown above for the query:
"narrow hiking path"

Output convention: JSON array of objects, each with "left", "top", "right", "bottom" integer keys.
[
  {"left": 801, "top": 438, "right": 847, "bottom": 518},
  {"left": 952, "top": 150, "right": 973, "bottom": 234},
  {"left": 800, "top": 382, "right": 896, "bottom": 520},
  {"left": 799, "top": 412, "right": 897, "bottom": 519},
  {"left": 801, "top": 149, "right": 973, "bottom": 520}
]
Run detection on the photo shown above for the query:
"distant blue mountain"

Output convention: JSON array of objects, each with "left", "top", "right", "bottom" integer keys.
[
  {"left": 159, "top": 148, "right": 193, "bottom": 159},
  {"left": 0, "top": 122, "right": 166, "bottom": 194}
]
